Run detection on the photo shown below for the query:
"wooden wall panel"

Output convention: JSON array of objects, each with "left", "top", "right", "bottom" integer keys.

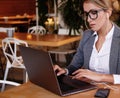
[{"left": 0, "top": 0, "right": 35, "bottom": 16}]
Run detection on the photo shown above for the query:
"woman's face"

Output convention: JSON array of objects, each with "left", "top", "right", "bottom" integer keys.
[{"left": 83, "top": 2, "right": 108, "bottom": 31}]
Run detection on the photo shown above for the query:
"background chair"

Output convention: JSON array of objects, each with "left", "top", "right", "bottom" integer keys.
[
  {"left": 27, "top": 25, "right": 46, "bottom": 50},
  {"left": 28, "top": 25, "right": 46, "bottom": 35},
  {"left": 48, "top": 28, "right": 80, "bottom": 66},
  {"left": 1, "top": 37, "right": 28, "bottom": 92}
]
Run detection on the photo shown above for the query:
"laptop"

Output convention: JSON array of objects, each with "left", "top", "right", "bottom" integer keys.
[{"left": 19, "top": 46, "right": 97, "bottom": 96}]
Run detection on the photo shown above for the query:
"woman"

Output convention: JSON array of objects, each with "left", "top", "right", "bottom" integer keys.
[{"left": 54, "top": 0, "right": 120, "bottom": 84}]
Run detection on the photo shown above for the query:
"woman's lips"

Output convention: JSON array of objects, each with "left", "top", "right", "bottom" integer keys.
[{"left": 89, "top": 24, "right": 95, "bottom": 28}]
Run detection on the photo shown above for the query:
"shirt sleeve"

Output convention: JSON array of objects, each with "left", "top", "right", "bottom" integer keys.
[
  {"left": 113, "top": 74, "right": 120, "bottom": 84},
  {"left": 64, "top": 68, "right": 69, "bottom": 75}
]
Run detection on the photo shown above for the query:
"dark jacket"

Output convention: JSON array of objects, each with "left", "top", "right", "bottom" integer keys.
[{"left": 67, "top": 24, "right": 120, "bottom": 75}]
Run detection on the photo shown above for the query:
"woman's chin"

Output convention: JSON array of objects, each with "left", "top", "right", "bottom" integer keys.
[{"left": 90, "top": 27, "right": 97, "bottom": 31}]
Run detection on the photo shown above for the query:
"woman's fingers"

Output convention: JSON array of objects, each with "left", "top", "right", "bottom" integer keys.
[
  {"left": 53, "top": 65, "right": 61, "bottom": 71},
  {"left": 53, "top": 65, "right": 66, "bottom": 76},
  {"left": 72, "top": 69, "right": 92, "bottom": 79},
  {"left": 72, "top": 69, "right": 86, "bottom": 75}
]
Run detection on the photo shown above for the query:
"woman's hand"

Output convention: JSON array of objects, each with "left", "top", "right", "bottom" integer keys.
[
  {"left": 53, "top": 65, "right": 67, "bottom": 76},
  {"left": 72, "top": 69, "right": 114, "bottom": 83}
]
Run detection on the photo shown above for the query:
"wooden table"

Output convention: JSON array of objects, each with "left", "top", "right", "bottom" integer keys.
[
  {"left": 0, "top": 81, "right": 120, "bottom": 98},
  {"left": 0, "top": 32, "right": 81, "bottom": 47}
]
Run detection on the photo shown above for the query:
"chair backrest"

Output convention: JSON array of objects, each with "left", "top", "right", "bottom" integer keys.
[
  {"left": 28, "top": 26, "right": 46, "bottom": 35},
  {"left": 2, "top": 37, "right": 28, "bottom": 68}
]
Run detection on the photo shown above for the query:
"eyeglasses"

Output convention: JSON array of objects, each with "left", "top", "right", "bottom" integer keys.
[{"left": 83, "top": 9, "right": 105, "bottom": 20}]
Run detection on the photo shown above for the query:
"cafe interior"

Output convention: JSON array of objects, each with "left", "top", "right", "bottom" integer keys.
[
  {"left": 0, "top": 0, "right": 120, "bottom": 98},
  {"left": 0, "top": 0, "right": 82, "bottom": 91}
]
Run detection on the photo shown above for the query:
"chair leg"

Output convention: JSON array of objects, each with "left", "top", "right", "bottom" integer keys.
[
  {"left": 1, "top": 66, "right": 9, "bottom": 92},
  {"left": 23, "top": 70, "right": 28, "bottom": 83},
  {"left": 55, "top": 54, "right": 59, "bottom": 63}
]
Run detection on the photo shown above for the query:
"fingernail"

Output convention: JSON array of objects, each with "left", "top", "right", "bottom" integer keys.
[{"left": 57, "top": 73, "right": 60, "bottom": 76}]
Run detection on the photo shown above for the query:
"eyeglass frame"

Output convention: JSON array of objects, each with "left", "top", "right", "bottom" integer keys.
[{"left": 83, "top": 8, "right": 106, "bottom": 20}]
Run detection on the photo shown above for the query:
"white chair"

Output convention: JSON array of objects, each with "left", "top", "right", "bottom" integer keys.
[
  {"left": 28, "top": 26, "right": 46, "bottom": 35},
  {"left": 27, "top": 26, "right": 46, "bottom": 50},
  {"left": 1, "top": 37, "right": 28, "bottom": 92}
]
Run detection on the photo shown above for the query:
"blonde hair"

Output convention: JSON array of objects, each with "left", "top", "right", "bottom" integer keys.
[
  {"left": 112, "top": 0, "right": 120, "bottom": 11},
  {"left": 83, "top": 0, "right": 119, "bottom": 12}
]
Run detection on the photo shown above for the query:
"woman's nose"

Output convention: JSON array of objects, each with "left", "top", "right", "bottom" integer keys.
[{"left": 87, "top": 16, "right": 92, "bottom": 23}]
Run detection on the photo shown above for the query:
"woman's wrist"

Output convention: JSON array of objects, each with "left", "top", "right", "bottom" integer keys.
[
  {"left": 101, "top": 74, "right": 114, "bottom": 83},
  {"left": 64, "top": 68, "right": 69, "bottom": 75}
]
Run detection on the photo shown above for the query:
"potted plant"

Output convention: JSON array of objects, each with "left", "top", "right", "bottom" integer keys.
[
  {"left": 38, "top": 0, "right": 48, "bottom": 27},
  {"left": 58, "top": 0, "right": 84, "bottom": 35}
]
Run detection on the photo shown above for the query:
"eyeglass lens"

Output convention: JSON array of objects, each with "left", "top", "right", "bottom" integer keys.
[{"left": 84, "top": 9, "right": 104, "bottom": 20}]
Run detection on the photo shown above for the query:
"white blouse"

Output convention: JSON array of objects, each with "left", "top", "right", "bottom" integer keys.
[{"left": 89, "top": 25, "right": 120, "bottom": 84}]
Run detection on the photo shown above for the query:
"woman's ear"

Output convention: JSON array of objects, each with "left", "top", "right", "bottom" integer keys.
[{"left": 106, "top": 8, "right": 112, "bottom": 18}]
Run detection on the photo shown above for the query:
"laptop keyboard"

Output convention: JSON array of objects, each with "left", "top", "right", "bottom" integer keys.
[
  {"left": 57, "top": 74, "right": 93, "bottom": 92},
  {"left": 57, "top": 75, "right": 76, "bottom": 92}
]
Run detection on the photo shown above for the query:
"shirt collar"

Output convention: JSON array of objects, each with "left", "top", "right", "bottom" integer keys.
[{"left": 92, "top": 31, "right": 97, "bottom": 36}]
